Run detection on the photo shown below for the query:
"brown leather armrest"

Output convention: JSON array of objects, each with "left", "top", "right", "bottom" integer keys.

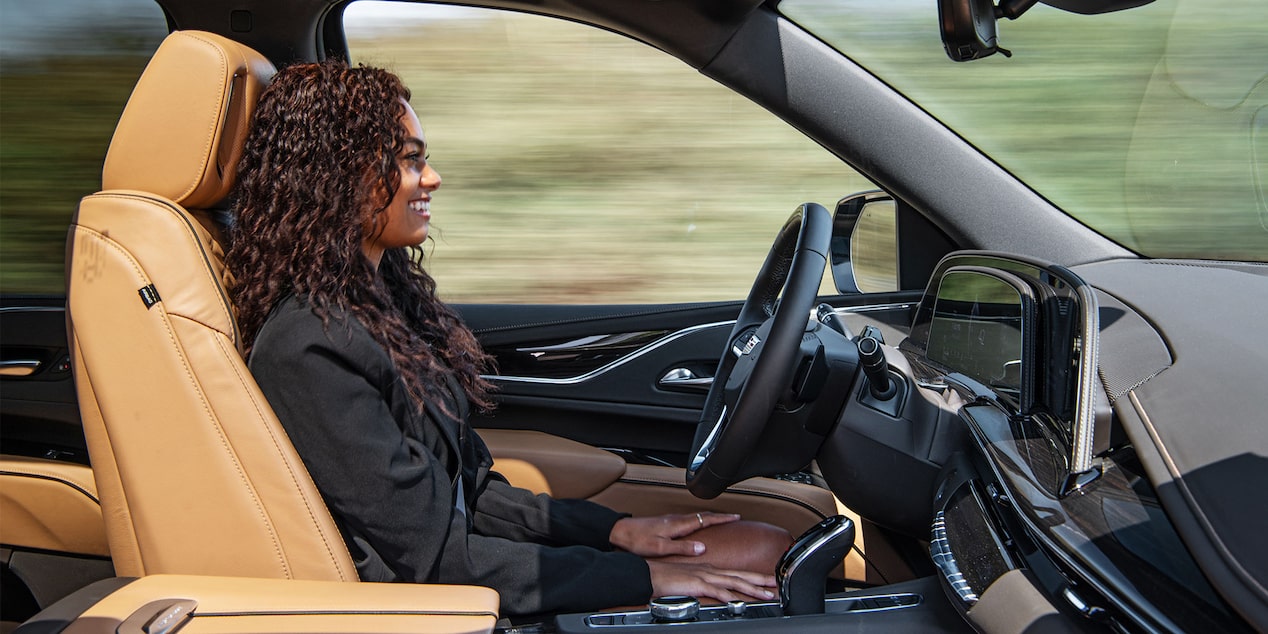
[
  {"left": 589, "top": 463, "right": 837, "bottom": 532},
  {"left": 71, "top": 575, "right": 499, "bottom": 634},
  {"left": 480, "top": 428, "right": 626, "bottom": 499},
  {"left": 0, "top": 455, "right": 108, "bottom": 556},
  {"left": 588, "top": 464, "right": 868, "bottom": 580},
  {"left": 490, "top": 458, "right": 553, "bottom": 495}
]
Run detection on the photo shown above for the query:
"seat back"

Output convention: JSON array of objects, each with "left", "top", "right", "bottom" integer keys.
[{"left": 66, "top": 30, "right": 357, "bottom": 581}]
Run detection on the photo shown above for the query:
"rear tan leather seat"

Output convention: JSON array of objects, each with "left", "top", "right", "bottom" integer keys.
[
  {"left": 0, "top": 456, "right": 107, "bottom": 557},
  {"left": 65, "top": 30, "right": 358, "bottom": 582}
]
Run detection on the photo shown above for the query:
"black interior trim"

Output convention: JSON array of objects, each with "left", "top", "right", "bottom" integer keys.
[{"left": 15, "top": 576, "right": 135, "bottom": 634}]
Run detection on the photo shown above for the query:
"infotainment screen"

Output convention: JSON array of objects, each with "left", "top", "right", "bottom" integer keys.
[
  {"left": 926, "top": 269, "right": 1027, "bottom": 400},
  {"left": 903, "top": 252, "right": 1101, "bottom": 477}
]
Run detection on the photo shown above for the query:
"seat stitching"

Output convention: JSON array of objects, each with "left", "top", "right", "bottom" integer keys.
[
  {"left": 74, "top": 225, "right": 290, "bottom": 577},
  {"left": 92, "top": 193, "right": 237, "bottom": 342},
  {"left": 207, "top": 324, "right": 352, "bottom": 580},
  {"left": 171, "top": 32, "right": 230, "bottom": 204},
  {"left": 0, "top": 469, "right": 100, "bottom": 503},
  {"left": 71, "top": 327, "right": 146, "bottom": 571}
]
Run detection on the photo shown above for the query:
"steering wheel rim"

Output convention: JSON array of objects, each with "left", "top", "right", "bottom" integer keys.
[{"left": 686, "top": 202, "right": 833, "bottom": 499}]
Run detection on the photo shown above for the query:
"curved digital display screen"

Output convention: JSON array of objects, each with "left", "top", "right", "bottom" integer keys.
[
  {"left": 926, "top": 269, "right": 1026, "bottom": 399},
  {"left": 923, "top": 266, "right": 1029, "bottom": 410}
]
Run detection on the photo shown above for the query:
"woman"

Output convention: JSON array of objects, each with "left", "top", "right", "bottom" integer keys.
[{"left": 227, "top": 60, "right": 787, "bottom": 616}]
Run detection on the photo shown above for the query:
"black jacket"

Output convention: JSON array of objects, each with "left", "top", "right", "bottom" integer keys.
[{"left": 249, "top": 295, "right": 652, "bottom": 615}]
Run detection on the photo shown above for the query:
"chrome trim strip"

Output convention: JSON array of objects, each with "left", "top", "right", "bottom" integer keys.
[
  {"left": 0, "top": 360, "right": 42, "bottom": 377},
  {"left": 688, "top": 405, "right": 725, "bottom": 476},
  {"left": 658, "top": 368, "right": 713, "bottom": 390},
  {"left": 931, "top": 511, "right": 980, "bottom": 605},
  {"left": 581, "top": 593, "right": 921, "bottom": 627},
  {"left": 0, "top": 306, "right": 65, "bottom": 313},
  {"left": 1070, "top": 284, "right": 1101, "bottom": 476},
  {"left": 487, "top": 320, "right": 734, "bottom": 385},
  {"left": 831, "top": 302, "right": 917, "bottom": 315},
  {"left": 487, "top": 302, "right": 915, "bottom": 385}
]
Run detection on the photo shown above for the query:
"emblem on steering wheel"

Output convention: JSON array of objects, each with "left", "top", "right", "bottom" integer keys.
[{"left": 732, "top": 333, "right": 762, "bottom": 358}]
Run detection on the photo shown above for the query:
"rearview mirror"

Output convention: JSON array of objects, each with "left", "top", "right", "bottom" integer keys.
[
  {"left": 939, "top": 0, "right": 1155, "bottom": 62},
  {"left": 938, "top": 0, "right": 1004, "bottom": 62}
]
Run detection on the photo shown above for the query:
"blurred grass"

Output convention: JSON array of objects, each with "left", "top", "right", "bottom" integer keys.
[
  {"left": 348, "top": 11, "right": 864, "bottom": 302},
  {"left": 4, "top": 0, "right": 1263, "bottom": 299},
  {"left": 0, "top": 14, "right": 163, "bottom": 294},
  {"left": 784, "top": 0, "right": 1268, "bottom": 260}
]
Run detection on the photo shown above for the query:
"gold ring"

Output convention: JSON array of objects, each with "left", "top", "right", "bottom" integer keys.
[{"left": 696, "top": 512, "right": 704, "bottom": 527}]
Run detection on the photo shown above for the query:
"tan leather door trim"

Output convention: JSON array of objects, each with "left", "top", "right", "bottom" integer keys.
[
  {"left": 480, "top": 428, "right": 626, "bottom": 499},
  {"left": 0, "top": 456, "right": 109, "bottom": 556}
]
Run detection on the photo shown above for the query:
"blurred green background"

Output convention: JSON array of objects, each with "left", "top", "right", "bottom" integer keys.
[
  {"left": 345, "top": 5, "right": 862, "bottom": 303},
  {"left": 2, "top": 0, "right": 1264, "bottom": 301},
  {"left": 784, "top": 0, "right": 1267, "bottom": 260},
  {"left": 0, "top": 1, "right": 167, "bottom": 294}
]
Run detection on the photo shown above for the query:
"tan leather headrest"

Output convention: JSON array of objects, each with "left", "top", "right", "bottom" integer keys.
[{"left": 103, "top": 30, "right": 275, "bottom": 208}]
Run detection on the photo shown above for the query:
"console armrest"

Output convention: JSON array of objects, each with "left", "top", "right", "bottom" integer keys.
[{"left": 37, "top": 575, "right": 499, "bottom": 634}]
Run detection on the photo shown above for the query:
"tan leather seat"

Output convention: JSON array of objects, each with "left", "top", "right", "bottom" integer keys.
[
  {"left": 0, "top": 456, "right": 107, "bottom": 557},
  {"left": 65, "top": 30, "right": 359, "bottom": 582}
]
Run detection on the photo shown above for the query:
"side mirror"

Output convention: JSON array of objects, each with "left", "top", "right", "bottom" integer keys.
[{"left": 830, "top": 191, "right": 898, "bottom": 294}]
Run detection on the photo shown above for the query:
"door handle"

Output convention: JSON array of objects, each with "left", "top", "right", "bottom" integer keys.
[
  {"left": 659, "top": 368, "right": 713, "bottom": 392},
  {"left": 0, "top": 360, "right": 41, "bottom": 377}
]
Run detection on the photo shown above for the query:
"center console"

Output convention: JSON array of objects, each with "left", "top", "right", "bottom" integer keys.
[
  {"left": 554, "top": 516, "right": 972, "bottom": 633},
  {"left": 554, "top": 577, "right": 967, "bottom": 633}
]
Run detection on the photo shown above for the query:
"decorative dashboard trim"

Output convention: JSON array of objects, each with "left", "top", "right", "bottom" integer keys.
[
  {"left": 1069, "top": 283, "right": 1101, "bottom": 478},
  {"left": 0, "top": 306, "right": 65, "bottom": 313},
  {"left": 931, "top": 510, "right": 980, "bottom": 605},
  {"left": 487, "top": 303, "right": 915, "bottom": 385},
  {"left": 488, "top": 320, "right": 734, "bottom": 385}
]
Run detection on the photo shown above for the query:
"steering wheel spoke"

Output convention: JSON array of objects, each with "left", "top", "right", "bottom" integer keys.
[{"left": 686, "top": 203, "right": 833, "bottom": 498}]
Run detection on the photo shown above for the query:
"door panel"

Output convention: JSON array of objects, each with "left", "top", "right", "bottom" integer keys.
[
  {"left": 0, "top": 293, "right": 917, "bottom": 468},
  {"left": 462, "top": 293, "right": 920, "bottom": 466},
  {"left": 466, "top": 302, "right": 736, "bottom": 465},
  {"left": 0, "top": 299, "right": 87, "bottom": 463}
]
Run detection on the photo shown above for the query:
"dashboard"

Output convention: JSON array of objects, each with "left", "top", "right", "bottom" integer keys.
[{"left": 877, "top": 253, "right": 1252, "bottom": 632}]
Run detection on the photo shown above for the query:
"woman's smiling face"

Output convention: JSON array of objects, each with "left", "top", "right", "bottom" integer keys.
[{"left": 362, "top": 99, "right": 441, "bottom": 269}]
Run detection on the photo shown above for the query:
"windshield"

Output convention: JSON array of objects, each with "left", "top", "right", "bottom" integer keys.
[{"left": 781, "top": 0, "right": 1267, "bottom": 262}]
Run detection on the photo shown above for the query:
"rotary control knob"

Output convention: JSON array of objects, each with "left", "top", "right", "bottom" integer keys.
[{"left": 649, "top": 595, "right": 700, "bottom": 622}]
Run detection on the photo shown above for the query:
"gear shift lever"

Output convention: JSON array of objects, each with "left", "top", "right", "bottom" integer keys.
[{"left": 777, "top": 515, "right": 855, "bottom": 616}]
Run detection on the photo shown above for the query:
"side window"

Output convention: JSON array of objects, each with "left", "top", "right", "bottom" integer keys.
[
  {"left": 0, "top": 1, "right": 168, "bottom": 294},
  {"left": 344, "top": 2, "right": 873, "bottom": 303}
]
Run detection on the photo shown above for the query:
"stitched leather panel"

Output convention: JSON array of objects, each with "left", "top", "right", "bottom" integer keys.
[
  {"left": 0, "top": 456, "right": 108, "bottom": 556},
  {"left": 102, "top": 31, "right": 274, "bottom": 208},
  {"left": 67, "top": 31, "right": 355, "bottom": 582},
  {"left": 480, "top": 429, "right": 627, "bottom": 499},
  {"left": 589, "top": 463, "right": 835, "bottom": 531},
  {"left": 68, "top": 196, "right": 355, "bottom": 580},
  {"left": 587, "top": 464, "right": 884, "bottom": 581}
]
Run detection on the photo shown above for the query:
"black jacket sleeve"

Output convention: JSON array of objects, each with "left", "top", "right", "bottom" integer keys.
[
  {"left": 249, "top": 300, "right": 651, "bottom": 615},
  {"left": 472, "top": 475, "right": 626, "bottom": 549}
]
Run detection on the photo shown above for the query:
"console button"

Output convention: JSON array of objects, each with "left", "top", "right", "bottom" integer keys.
[{"left": 649, "top": 596, "right": 700, "bottom": 622}]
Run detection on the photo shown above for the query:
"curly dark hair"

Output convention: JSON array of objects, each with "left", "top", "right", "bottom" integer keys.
[{"left": 228, "top": 59, "right": 494, "bottom": 411}]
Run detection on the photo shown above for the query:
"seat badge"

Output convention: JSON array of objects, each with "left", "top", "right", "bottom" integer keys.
[
  {"left": 732, "top": 333, "right": 762, "bottom": 357},
  {"left": 138, "top": 284, "right": 162, "bottom": 309}
]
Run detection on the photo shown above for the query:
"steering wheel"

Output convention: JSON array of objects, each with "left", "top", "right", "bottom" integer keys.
[{"left": 686, "top": 203, "right": 833, "bottom": 499}]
